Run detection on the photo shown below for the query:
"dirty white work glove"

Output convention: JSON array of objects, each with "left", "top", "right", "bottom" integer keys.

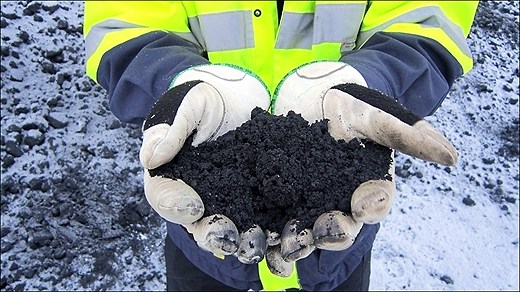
[
  {"left": 272, "top": 61, "right": 459, "bottom": 264},
  {"left": 140, "top": 64, "right": 271, "bottom": 262}
]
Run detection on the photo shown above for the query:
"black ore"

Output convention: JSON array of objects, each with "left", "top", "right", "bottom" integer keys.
[{"left": 150, "top": 108, "right": 392, "bottom": 234}]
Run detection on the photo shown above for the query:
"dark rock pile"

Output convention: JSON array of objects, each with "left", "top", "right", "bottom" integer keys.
[
  {"left": 150, "top": 108, "right": 392, "bottom": 233},
  {"left": 1, "top": 2, "right": 165, "bottom": 290}
]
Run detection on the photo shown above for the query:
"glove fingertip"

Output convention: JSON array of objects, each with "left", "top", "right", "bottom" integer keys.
[
  {"left": 280, "top": 219, "right": 315, "bottom": 262},
  {"left": 189, "top": 214, "right": 240, "bottom": 256},
  {"left": 351, "top": 180, "right": 395, "bottom": 224},
  {"left": 143, "top": 173, "right": 205, "bottom": 225},
  {"left": 313, "top": 211, "right": 362, "bottom": 251},
  {"left": 140, "top": 124, "right": 183, "bottom": 169},
  {"left": 412, "top": 120, "right": 459, "bottom": 166},
  {"left": 237, "top": 225, "right": 267, "bottom": 264},
  {"left": 265, "top": 245, "right": 294, "bottom": 278}
]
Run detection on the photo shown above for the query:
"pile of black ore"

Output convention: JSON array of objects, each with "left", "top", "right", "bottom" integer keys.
[{"left": 150, "top": 108, "right": 392, "bottom": 233}]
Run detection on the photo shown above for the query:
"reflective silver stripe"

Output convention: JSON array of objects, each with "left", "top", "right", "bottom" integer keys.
[
  {"left": 356, "top": 6, "right": 471, "bottom": 57},
  {"left": 276, "top": 12, "right": 313, "bottom": 49},
  {"left": 276, "top": 3, "right": 367, "bottom": 50},
  {"left": 85, "top": 19, "right": 140, "bottom": 61},
  {"left": 189, "top": 10, "right": 254, "bottom": 52},
  {"left": 85, "top": 19, "right": 201, "bottom": 60}
]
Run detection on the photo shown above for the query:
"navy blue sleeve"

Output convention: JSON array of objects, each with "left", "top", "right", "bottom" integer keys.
[
  {"left": 340, "top": 32, "right": 463, "bottom": 118},
  {"left": 97, "top": 31, "right": 210, "bottom": 124}
]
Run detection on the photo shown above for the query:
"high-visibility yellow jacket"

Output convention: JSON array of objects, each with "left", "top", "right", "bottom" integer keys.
[
  {"left": 84, "top": 1, "right": 478, "bottom": 290},
  {"left": 84, "top": 1, "right": 478, "bottom": 123}
]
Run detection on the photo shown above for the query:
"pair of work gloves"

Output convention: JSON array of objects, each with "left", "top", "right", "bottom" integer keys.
[{"left": 140, "top": 62, "right": 458, "bottom": 276}]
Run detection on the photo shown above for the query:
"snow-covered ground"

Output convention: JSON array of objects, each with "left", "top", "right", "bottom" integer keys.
[{"left": 1, "top": 1, "right": 518, "bottom": 291}]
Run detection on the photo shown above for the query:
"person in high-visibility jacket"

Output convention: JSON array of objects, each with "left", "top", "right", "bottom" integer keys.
[{"left": 84, "top": 1, "right": 478, "bottom": 291}]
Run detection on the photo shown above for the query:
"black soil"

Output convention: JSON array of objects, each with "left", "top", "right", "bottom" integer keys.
[{"left": 150, "top": 108, "right": 392, "bottom": 234}]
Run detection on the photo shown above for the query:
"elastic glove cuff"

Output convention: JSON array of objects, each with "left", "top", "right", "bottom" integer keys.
[
  {"left": 272, "top": 61, "right": 367, "bottom": 120},
  {"left": 170, "top": 63, "right": 270, "bottom": 94}
]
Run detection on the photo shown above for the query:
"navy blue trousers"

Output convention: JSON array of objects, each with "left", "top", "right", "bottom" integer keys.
[{"left": 164, "top": 236, "right": 371, "bottom": 291}]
